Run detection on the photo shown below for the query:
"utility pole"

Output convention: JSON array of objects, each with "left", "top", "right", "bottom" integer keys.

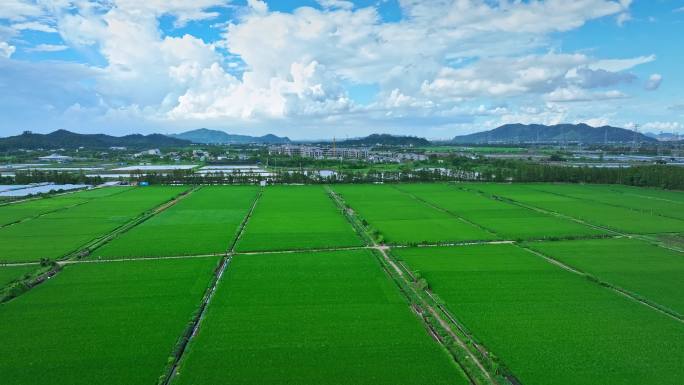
[{"left": 631, "top": 124, "right": 640, "bottom": 153}]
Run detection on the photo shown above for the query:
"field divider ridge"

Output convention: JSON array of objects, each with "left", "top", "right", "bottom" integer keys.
[
  {"left": 391, "top": 184, "right": 501, "bottom": 239},
  {"left": 159, "top": 187, "right": 263, "bottom": 385},
  {"left": 0, "top": 184, "right": 98, "bottom": 208},
  {"left": 63, "top": 186, "right": 200, "bottom": 261},
  {"left": 456, "top": 185, "right": 684, "bottom": 251},
  {"left": 327, "top": 185, "right": 506, "bottom": 385},
  {"left": 0, "top": 261, "right": 61, "bottom": 303},
  {"left": 457, "top": 184, "right": 622, "bottom": 235},
  {"left": 519, "top": 245, "right": 683, "bottom": 323},
  {"left": 527, "top": 185, "right": 684, "bottom": 223},
  {"left": 0, "top": 186, "right": 133, "bottom": 229}
]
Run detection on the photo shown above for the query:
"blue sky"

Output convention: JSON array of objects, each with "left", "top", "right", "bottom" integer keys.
[{"left": 0, "top": 0, "right": 683, "bottom": 139}]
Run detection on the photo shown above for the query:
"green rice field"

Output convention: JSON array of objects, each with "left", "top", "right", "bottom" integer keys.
[
  {"left": 465, "top": 183, "right": 684, "bottom": 234},
  {"left": 0, "top": 257, "right": 220, "bottom": 385},
  {"left": 333, "top": 184, "right": 495, "bottom": 244},
  {"left": 174, "top": 250, "right": 468, "bottom": 385},
  {"left": 394, "top": 244, "right": 684, "bottom": 385},
  {"left": 0, "top": 187, "right": 131, "bottom": 226},
  {"left": 2, "top": 182, "right": 683, "bottom": 385},
  {"left": 0, "top": 265, "right": 36, "bottom": 287},
  {"left": 527, "top": 237, "right": 684, "bottom": 315},
  {"left": 396, "top": 183, "right": 605, "bottom": 239},
  {"left": 528, "top": 183, "right": 684, "bottom": 221},
  {"left": 236, "top": 185, "right": 362, "bottom": 251},
  {"left": 0, "top": 186, "right": 186, "bottom": 263},
  {"left": 93, "top": 186, "right": 258, "bottom": 258}
]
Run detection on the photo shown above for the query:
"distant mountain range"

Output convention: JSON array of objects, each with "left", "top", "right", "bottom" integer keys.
[
  {"left": 169, "top": 128, "right": 291, "bottom": 144},
  {"left": 0, "top": 130, "right": 190, "bottom": 150},
  {"left": 452, "top": 123, "right": 657, "bottom": 144},
  {"left": 332, "top": 134, "right": 430, "bottom": 147}
]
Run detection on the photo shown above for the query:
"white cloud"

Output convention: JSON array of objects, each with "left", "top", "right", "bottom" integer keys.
[
  {"left": 616, "top": 12, "right": 631, "bottom": 26},
  {"left": 0, "top": 0, "right": 654, "bottom": 137},
  {"left": 421, "top": 53, "right": 639, "bottom": 100},
  {"left": 566, "top": 67, "right": 635, "bottom": 88},
  {"left": 642, "top": 121, "right": 682, "bottom": 132},
  {"left": 11, "top": 21, "right": 57, "bottom": 33},
  {"left": 581, "top": 117, "right": 611, "bottom": 127},
  {"left": 399, "top": 0, "right": 627, "bottom": 33},
  {"left": 26, "top": 43, "right": 69, "bottom": 52},
  {"left": 484, "top": 103, "right": 569, "bottom": 129},
  {"left": 0, "top": 42, "right": 16, "bottom": 58},
  {"left": 545, "top": 87, "right": 627, "bottom": 102},
  {"left": 246, "top": 0, "right": 269, "bottom": 15},
  {"left": 317, "top": 0, "right": 354, "bottom": 10},
  {"left": 0, "top": 0, "right": 44, "bottom": 21},
  {"left": 590, "top": 55, "right": 655, "bottom": 72},
  {"left": 644, "top": 73, "right": 662, "bottom": 91}
]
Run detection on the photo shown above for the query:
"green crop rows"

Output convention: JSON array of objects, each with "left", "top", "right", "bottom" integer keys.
[
  {"left": 174, "top": 250, "right": 468, "bottom": 385},
  {"left": 93, "top": 186, "right": 258, "bottom": 258},
  {"left": 396, "top": 184, "right": 605, "bottom": 240},
  {"left": 0, "top": 257, "right": 220, "bottom": 385},
  {"left": 465, "top": 183, "right": 684, "bottom": 234},
  {"left": 236, "top": 185, "right": 363, "bottom": 251},
  {"left": 333, "top": 184, "right": 494, "bottom": 244},
  {"left": 0, "top": 186, "right": 186, "bottom": 263},
  {"left": 528, "top": 183, "right": 684, "bottom": 221},
  {"left": 0, "top": 186, "right": 130, "bottom": 226},
  {"left": 2, "top": 183, "right": 683, "bottom": 385},
  {"left": 527, "top": 237, "right": 684, "bottom": 315},
  {"left": 394, "top": 244, "right": 684, "bottom": 385}
]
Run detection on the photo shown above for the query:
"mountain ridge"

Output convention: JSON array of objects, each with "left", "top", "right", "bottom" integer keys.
[
  {"left": 0, "top": 129, "right": 190, "bottom": 150},
  {"left": 452, "top": 123, "right": 657, "bottom": 144},
  {"left": 169, "top": 128, "right": 291, "bottom": 144},
  {"left": 328, "top": 134, "right": 430, "bottom": 147}
]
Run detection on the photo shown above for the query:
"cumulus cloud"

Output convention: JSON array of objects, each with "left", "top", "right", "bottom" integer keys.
[
  {"left": 421, "top": 53, "right": 641, "bottom": 101},
  {"left": 317, "top": 0, "right": 354, "bottom": 10},
  {"left": 545, "top": 87, "right": 627, "bottom": 102},
  {"left": 246, "top": 0, "right": 269, "bottom": 15},
  {"left": 11, "top": 21, "right": 57, "bottom": 33},
  {"left": 0, "top": 42, "right": 16, "bottom": 58},
  {"left": 642, "top": 121, "right": 682, "bottom": 132},
  {"left": 0, "top": 0, "right": 655, "bottom": 136},
  {"left": 582, "top": 117, "right": 612, "bottom": 127},
  {"left": 590, "top": 55, "right": 655, "bottom": 72},
  {"left": 567, "top": 67, "right": 635, "bottom": 88},
  {"left": 644, "top": 73, "right": 662, "bottom": 90},
  {"left": 0, "top": 0, "right": 44, "bottom": 21},
  {"left": 26, "top": 43, "right": 69, "bottom": 52}
]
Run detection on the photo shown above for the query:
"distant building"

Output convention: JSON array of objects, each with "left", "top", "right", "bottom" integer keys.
[
  {"left": 38, "top": 153, "right": 73, "bottom": 163},
  {"left": 133, "top": 149, "right": 162, "bottom": 157},
  {"left": 396, "top": 153, "right": 428, "bottom": 162},
  {"left": 268, "top": 145, "right": 369, "bottom": 159}
]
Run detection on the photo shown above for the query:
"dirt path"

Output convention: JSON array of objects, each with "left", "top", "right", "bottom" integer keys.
[
  {"left": 160, "top": 188, "right": 263, "bottom": 385},
  {"left": 326, "top": 185, "right": 500, "bottom": 385}
]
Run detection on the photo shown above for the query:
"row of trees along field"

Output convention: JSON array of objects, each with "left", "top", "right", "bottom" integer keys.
[
  {"left": 11, "top": 170, "right": 103, "bottom": 185},
  {"left": 479, "top": 160, "right": 684, "bottom": 190},
  {"left": 4, "top": 161, "right": 683, "bottom": 190}
]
